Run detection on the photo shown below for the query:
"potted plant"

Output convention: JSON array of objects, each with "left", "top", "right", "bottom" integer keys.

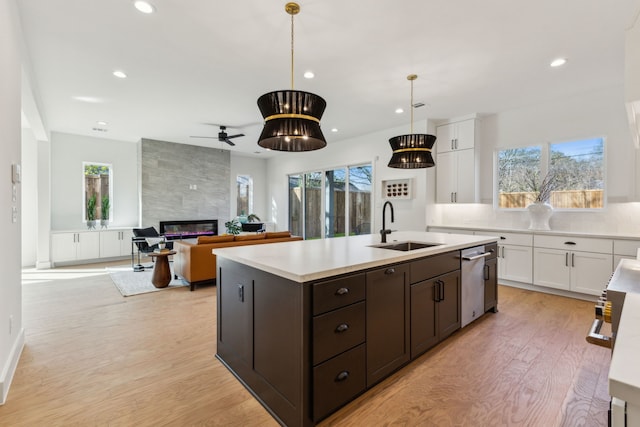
[
  {"left": 224, "top": 218, "right": 241, "bottom": 235},
  {"left": 100, "top": 195, "right": 110, "bottom": 228},
  {"left": 86, "top": 194, "right": 97, "bottom": 229},
  {"left": 247, "top": 213, "right": 260, "bottom": 222}
]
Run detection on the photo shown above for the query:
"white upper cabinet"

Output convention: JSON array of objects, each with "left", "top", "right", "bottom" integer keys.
[{"left": 436, "top": 118, "right": 476, "bottom": 154}]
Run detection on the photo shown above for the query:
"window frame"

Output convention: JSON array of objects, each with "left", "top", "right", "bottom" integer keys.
[{"left": 494, "top": 136, "right": 606, "bottom": 212}]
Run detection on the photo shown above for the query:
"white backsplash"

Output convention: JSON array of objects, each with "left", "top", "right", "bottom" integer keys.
[{"left": 429, "top": 202, "right": 640, "bottom": 236}]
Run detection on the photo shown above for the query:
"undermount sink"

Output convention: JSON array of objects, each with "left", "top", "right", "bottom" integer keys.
[{"left": 370, "top": 241, "right": 442, "bottom": 251}]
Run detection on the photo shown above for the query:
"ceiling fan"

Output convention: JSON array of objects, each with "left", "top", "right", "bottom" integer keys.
[{"left": 190, "top": 125, "right": 245, "bottom": 146}]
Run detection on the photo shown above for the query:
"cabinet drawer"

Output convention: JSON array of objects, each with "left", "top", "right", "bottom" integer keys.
[
  {"left": 313, "top": 344, "right": 366, "bottom": 422},
  {"left": 476, "top": 231, "right": 533, "bottom": 246},
  {"left": 313, "top": 274, "right": 365, "bottom": 315},
  {"left": 313, "top": 302, "right": 365, "bottom": 365},
  {"left": 534, "top": 235, "right": 612, "bottom": 253},
  {"left": 410, "top": 251, "right": 459, "bottom": 284},
  {"left": 613, "top": 239, "right": 640, "bottom": 256}
]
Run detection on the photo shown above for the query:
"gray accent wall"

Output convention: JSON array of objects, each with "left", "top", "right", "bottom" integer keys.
[{"left": 141, "top": 139, "right": 230, "bottom": 231}]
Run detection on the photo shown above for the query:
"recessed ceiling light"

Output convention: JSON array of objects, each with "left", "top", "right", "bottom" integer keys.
[
  {"left": 331, "top": 128, "right": 338, "bottom": 133},
  {"left": 134, "top": 1, "right": 155, "bottom": 14},
  {"left": 550, "top": 58, "right": 567, "bottom": 68},
  {"left": 303, "top": 71, "right": 315, "bottom": 79},
  {"left": 113, "top": 70, "right": 127, "bottom": 79},
  {"left": 97, "top": 121, "right": 108, "bottom": 126},
  {"left": 395, "top": 108, "right": 404, "bottom": 114}
]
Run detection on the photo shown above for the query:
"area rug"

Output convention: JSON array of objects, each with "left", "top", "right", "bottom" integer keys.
[{"left": 107, "top": 264, "right": 188, "bottom": 297}]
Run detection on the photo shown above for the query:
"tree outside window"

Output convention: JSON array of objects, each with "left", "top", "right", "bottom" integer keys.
[{"left": 496, "top": 138, "right": 605, "bottom": 209}]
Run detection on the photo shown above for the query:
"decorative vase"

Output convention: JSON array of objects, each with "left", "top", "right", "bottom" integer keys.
[
  {"left": 100, "top": 219, "right": 109, "bottom": 228},
  {"left": 87, "top": 220, "right": 96, "bottom": 230},
  {"left": 527, "top": 201, "right": 553, "bottom": 230}
]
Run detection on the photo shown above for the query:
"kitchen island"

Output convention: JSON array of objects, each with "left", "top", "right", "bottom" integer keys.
[{"left": 214, "top": 231, "right": 498, "bottom": 426}]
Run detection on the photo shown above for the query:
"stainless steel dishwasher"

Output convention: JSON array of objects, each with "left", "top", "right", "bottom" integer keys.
[{"left": 461, "top": 245, "right": 492, "bottom": 327}]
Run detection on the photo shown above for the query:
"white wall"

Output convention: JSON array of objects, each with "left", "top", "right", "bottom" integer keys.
[
  {"left": 0, "top": 0, "right": 24, "bottom": 405},
  {"left": 50, "top": 132, "right": 139, "bottom": 230},
  {"left": 428, "top": 86, "right": 640, "bottom": 234},
  {"left": 265, "top": 120, "right": 436, "bottom": 234},
  {"left": 230, "top": 153, "right": 268, "bottom": 221}
]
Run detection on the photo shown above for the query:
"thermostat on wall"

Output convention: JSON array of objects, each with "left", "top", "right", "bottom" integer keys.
[{"left": 382, "top": 179, "right": 412, "bottom": 199}]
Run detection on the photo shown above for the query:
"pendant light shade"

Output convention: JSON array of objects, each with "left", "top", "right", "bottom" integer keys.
[
  {"left": 257, "top": 90, "right": 327, "bottom": 151},
  {"left": 388, "top": 74, "right": 436, "bottom": 169},
  {"left": 257, "top": 2, "right": 327, "bottom": 152},
  {"left": 388, "top": 134, "right": 436, "bottom": 168}
]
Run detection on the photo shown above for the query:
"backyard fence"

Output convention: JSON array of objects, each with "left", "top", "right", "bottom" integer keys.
[{"left": 499, "top": 190, "right": 603, "bottom": 209}]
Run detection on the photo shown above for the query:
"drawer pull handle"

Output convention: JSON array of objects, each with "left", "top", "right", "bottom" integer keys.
[
  {"left": 335, "top": 323, "right": 349, "bottom": 333},
  {"left": 335, "top": 287, "right": 349, "bottom": 296},
  {"left": 336, "top": 371, "right": 350, "bottom": 382},
  {"left": 564, "top": 241, "right": 577, "bottom": 245},
  {"left": 385, "top": 268, "right": 395, "bottom": 275}
]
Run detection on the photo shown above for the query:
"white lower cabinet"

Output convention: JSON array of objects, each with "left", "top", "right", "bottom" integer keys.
[
  {"left": 51, "top": 231, "right": 100, "bottom": 263},
  {"left": 533, "top": 235, "right": 613, "bottom": 296},
  {"left": 499, "top": 244, "right": 533, "bottom": 283},
  {"left": 100, "top": 229, "right": 133, "bottom": 257}
]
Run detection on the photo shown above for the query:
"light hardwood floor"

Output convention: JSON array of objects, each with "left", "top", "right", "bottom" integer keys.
[{"left": 0, "top": 262, "right": 611, "bottom": 426}]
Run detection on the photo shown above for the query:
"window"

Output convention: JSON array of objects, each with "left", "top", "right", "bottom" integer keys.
[
  {"left": 236, "top": 175, "right": 253, "bottom": 216},
  {"left": 83, "top": 163, "right": 112, "bottom": 222},
  {"left": 496, "top": 137, "right": 605, "bottom": 209},
  {"left": 288, "top": 163, "right": 372, "bottom": 239}
]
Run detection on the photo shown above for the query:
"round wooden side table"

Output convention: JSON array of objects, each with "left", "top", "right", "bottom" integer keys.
[{"left": 148, "top": 250, "right": 176, "bottom": 288}]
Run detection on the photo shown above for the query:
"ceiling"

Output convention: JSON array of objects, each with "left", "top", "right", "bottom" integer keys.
[{"left": 16, "top": 0, "right": 640, "bottom": 157}]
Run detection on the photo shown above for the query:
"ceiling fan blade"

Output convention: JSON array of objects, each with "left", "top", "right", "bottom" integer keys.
[
  {"left": 226, "top": 133, "right": 245, "bottom": 139},
  {"left": 224, "top": 139, "right": 236, "bottom": 146}
]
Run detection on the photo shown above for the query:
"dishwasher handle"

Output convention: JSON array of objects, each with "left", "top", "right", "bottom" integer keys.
[{"left": 462, "top": 252, "right": 493, "bottom": 261}]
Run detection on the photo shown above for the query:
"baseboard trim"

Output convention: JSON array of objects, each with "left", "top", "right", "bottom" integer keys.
[
  {"left": 1, "top": 328, "right": 25, "bottom": 405},
  {"left": 499, "top": 280, "right": 597, "bottom": 302}
]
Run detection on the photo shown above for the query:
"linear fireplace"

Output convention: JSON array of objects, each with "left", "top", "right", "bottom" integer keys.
[{"left": 159, "top": 219, "right": 218, "bottom": 240}]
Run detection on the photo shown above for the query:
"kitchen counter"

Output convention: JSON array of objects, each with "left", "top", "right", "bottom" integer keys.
[
  {"left": 609, "top": 261, "right": 640, "bottom": 425},
  {"left": 429, "top": 224, "right": 640, "bottom": 240},
  {"left": 213, "top": 231, "right": 497, "bottom": 282}
]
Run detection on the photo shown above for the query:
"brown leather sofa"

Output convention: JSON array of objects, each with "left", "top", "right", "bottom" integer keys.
[{"left": 173, "top": 231, "right": 303, "bottom": 291}]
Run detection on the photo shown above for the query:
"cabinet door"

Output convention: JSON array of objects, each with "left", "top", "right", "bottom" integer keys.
[
  {"left": 436, "top": 151, "right": 456, "bottom": 203},
  {"left": 455, "top": 119, "right": 476, "bottom": 151},
  {"left": 119, "top": 230, "right": 134, "bottom": 256},
  {"left": 410, "top": 280, "right": 438, "bottom": 359},
  {"left": 436, "top": 123, "right": 455, "bottom": 154},
  {"left": 533, "top": 248, "right": 570, "bottom": 290},
  {"left": 100, "top": 230, "right": 123, "bottom": 258},
  {"left": 454, "top": 149, "right": 475, "bottom": 203},
  {"left": 484, "top": 258, "right": 498, "bottom": 312},
  {"left": 499, "top": 244, "right": 533, "bottom": 283},
  {"left": 366, "top": 264, "right": 410, "bottom": 387},
  {"left": 76, "top": 231, "right": 100, "bottom": 260},
  {"left": 438, "top": 270, "right": 461, "bottom": 340},
  {"left": 570, "top": 251, "right": 613, "bottom": 295},
  {"left": 51, "top": 233, "right": 77, "bottom": 262}
]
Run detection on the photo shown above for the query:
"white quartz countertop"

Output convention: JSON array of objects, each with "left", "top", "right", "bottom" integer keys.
[
  {"left": 609, "top": 259, "right": 640, "bottom": 408},
  {"left": 429, "top": 224, "right": 640, "bottom": 240},
  {"left": 213, "top": 231, "right": 497, "bottom": 282}
]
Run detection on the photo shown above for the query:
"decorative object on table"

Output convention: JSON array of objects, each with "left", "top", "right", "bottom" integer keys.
[
  {"left": 247, "top": 213, "right": 260, "bottom": 223},
  {"left": 388, "top": 74, "right": 436, "bottom": 169},
  {"left": 107, "top": 265, "right": 188, "bottom": 297},
  {"left": 256, "top": 2, "right": 327, "bottom": 152},
  {"left": 100, "top": 195, "right": 110, "bottom": 228},
  {"left": 224, "top": 218, "right": 241, "bottom": 235},
  {"left": 86, "top": 194, "right": 97, "bottom": 229},
  {"left": 527, "top": 172, "right": 555, "bottom": 230}
]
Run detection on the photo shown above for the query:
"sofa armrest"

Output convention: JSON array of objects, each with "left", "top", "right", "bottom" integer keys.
[{"left": 174, "top": 241, "right": 217, "bottom": 283}]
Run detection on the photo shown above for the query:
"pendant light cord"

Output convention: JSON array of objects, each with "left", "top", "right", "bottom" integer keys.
[
  {"left": 410, "top": 78, "right": 414, "bottom": 134},
  {"left": 290, "top": 13, "right": 295, "bottom": 89}
]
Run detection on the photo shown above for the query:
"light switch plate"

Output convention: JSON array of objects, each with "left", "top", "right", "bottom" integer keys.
[{"left": 11, "top": 163, "right": 21, "bottom": 183}]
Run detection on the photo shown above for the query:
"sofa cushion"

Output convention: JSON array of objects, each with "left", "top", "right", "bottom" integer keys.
[
  {"left": 234, "top": 233, "right": 267, "bottom": 241},
  {"left": 265, "top": 231, "right": 292, "bottom": 239},
  {"left": 197, "top": 235, "right": 235, "bottom": 244}
]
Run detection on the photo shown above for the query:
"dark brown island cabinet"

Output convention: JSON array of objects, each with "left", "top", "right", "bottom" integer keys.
[{"left": 216, "top": 246, "right": 498, "bottom": 427}]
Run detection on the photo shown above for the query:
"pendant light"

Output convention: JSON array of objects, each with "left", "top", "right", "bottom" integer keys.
[
  {"left": 387, "top": 74, "right": 436, "bottom": 168},
  {"left": 257, "top": 2, "right": 327, "bottom": 152}
]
